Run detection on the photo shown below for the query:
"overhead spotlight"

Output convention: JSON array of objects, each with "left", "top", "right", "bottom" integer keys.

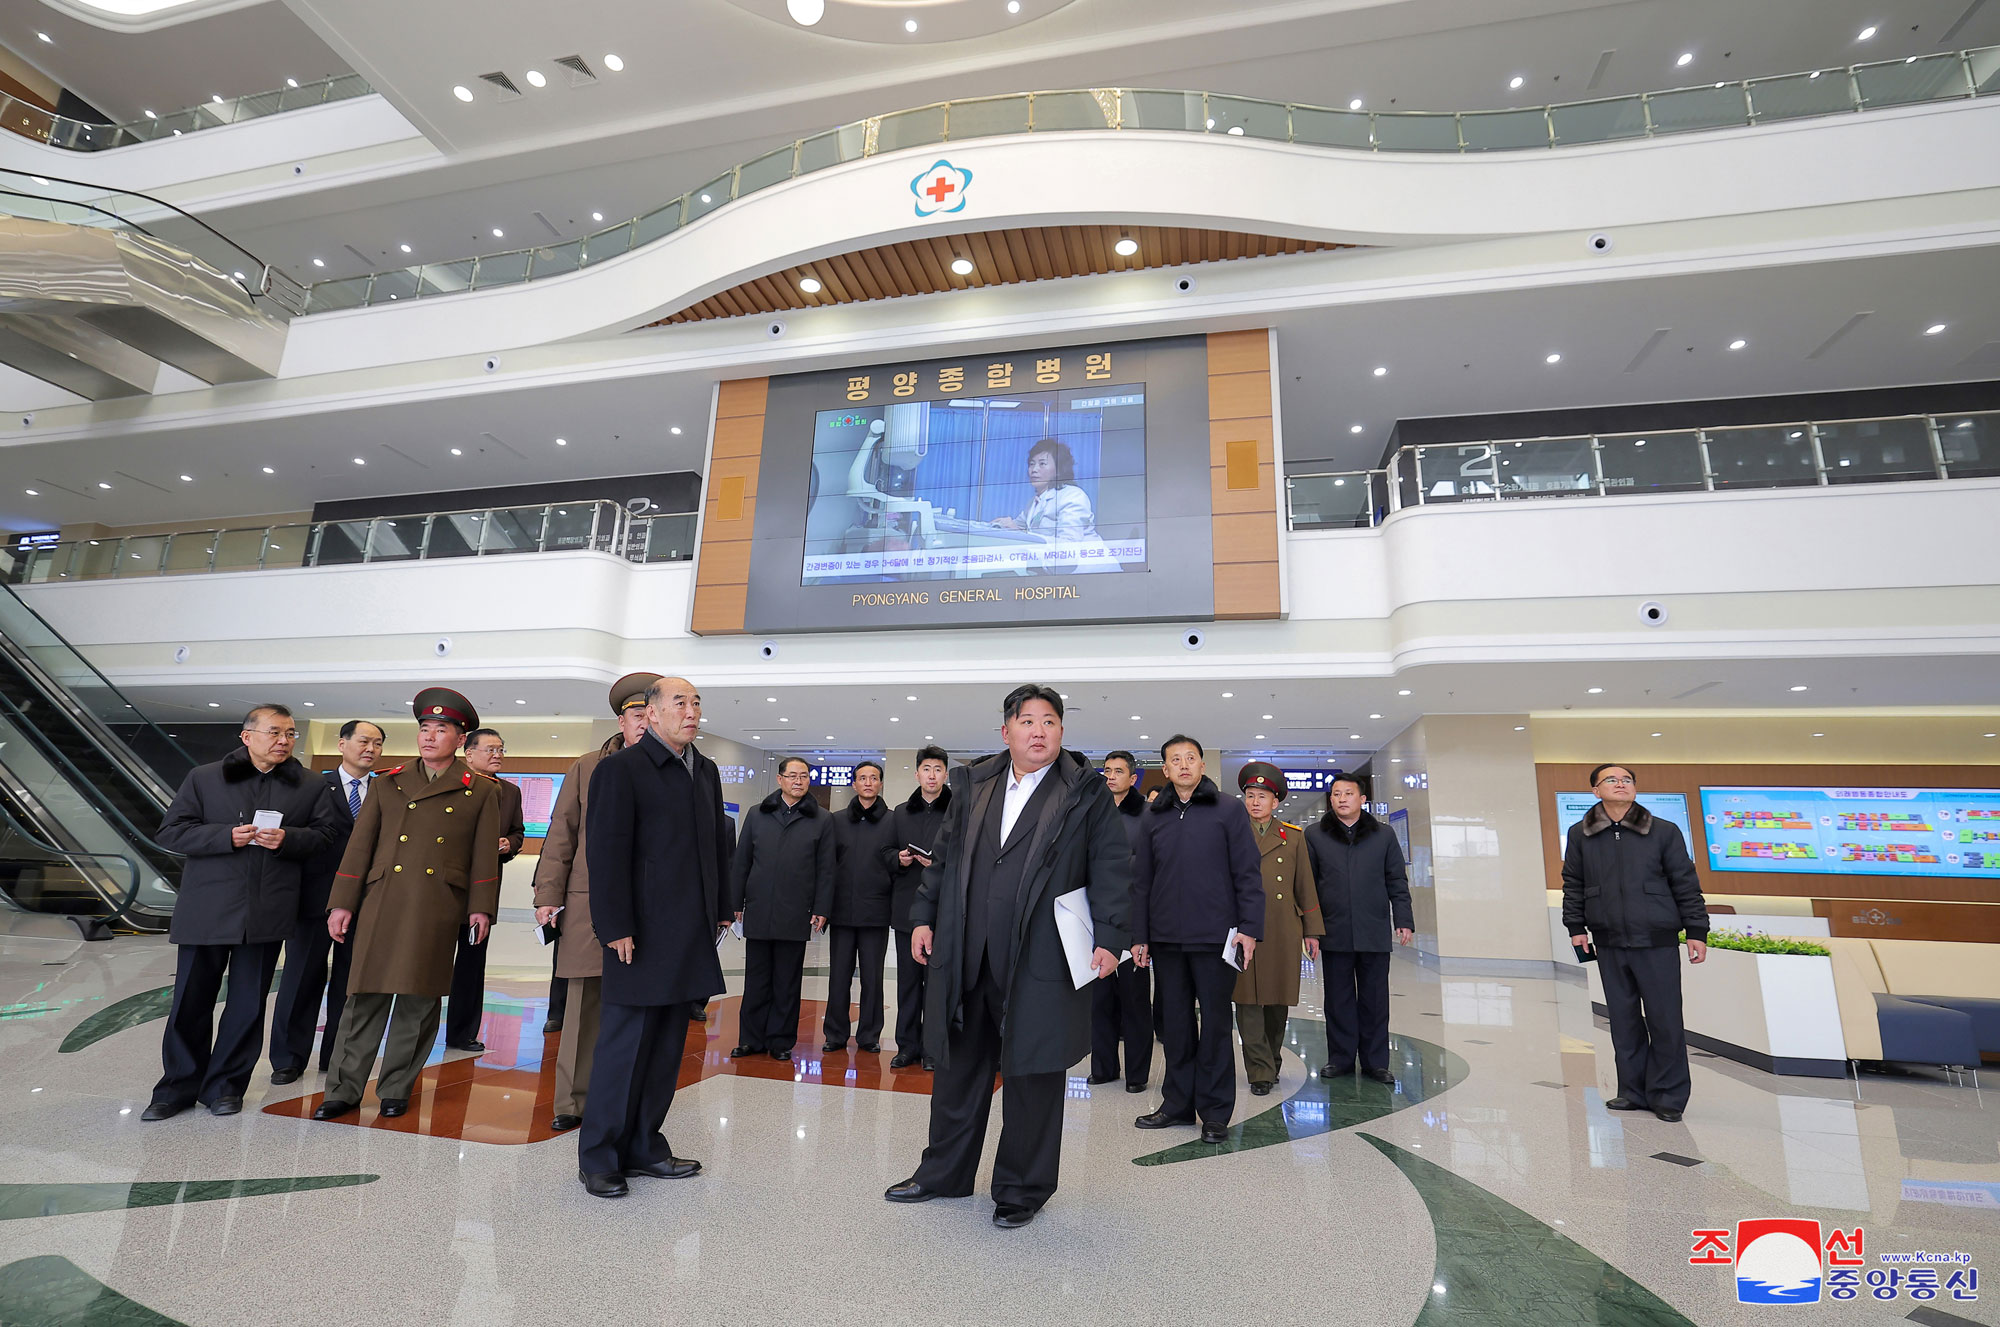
[
  {"left": 1790, "top": 684, "right": 1809, "bottom": 692},
  {"left": 905, "top": 17, "right": 918, "bottom": 31},
  {"left": 23, "top": 489, "right": 36, "bottom": 496},
  {"left": 262, "top": 466, "right": 275, "bottom": 474},
  {"left": 525, "top": 69, "right": 546, "bottom": 88},
  {"left": 1728, "top": 338, "right": 1747, "bottom": 350},
  {"left": 1925, "top": 323, "right": 1947, "bottom": 335},
  {"left": 144, "top": 110, "right": 156, "bottom": 118},
  {"left": 1857, "top": 25, "right": 1877, "bottom": 40},
  {"left": 287, "top": 78, "right": 299, "bottom": 88},
  {"left": 1348, "top": 98, "right": 1363, "bottom": 110},
  {"left": 603, "top": 54, "right": 625, "bottom": 71},
  {"left": 592, "top": 211, "right": 604, "bottom": 222},
  {"left": 352, "top": 457, "right": 366, "bottom": 466},
  {"left": 940, "top": 256, "right": 972, "bottom": 277},
  {"left": 556, "top": 437, "right": 568, "bottom": 447},
  {"left": 450, "top": 447, "right": 463, "bottom": 456},
  {"left": 1586, "top": 686, "right": 1603, "bottom": 694},
  {"left": 1350, "top": 424, "right": 1363, "bottom": 434},
  {"left": 179, "top": 474, "right": 193, "bottom": 482},
  {"left": 1372, "top": 366, "right": 1387, "bottom": 377},
  {"left": 670, "top": 426, "right": 683, "bottom": 435},
  {"left": 453, "top": 85, "right": 474, "bottom": 102},
  {"left": 311, "top": 258, "right": 325, "bottom": 267},
  {"left": 399, "top": 243, "right": 412, "bottom": 254},
  {"left": 37, "top": 32, "right": 51, "bottom": 42},
  {"left": 787, "top": 0, "right": 825, "bottom": 22},
  {"left": 1369, "top": 713, "right": 1382, "bottom": 719},
  {"left": 1545, "top": 352, "right": 1561, "bottom": 364},
  {"left": 799, "top": 276, "right": 823, "bottom": 293},
  {"left": 492, "top": 228, "right": 504, "bottom": 238},
  {"left": 1509, "top": 76, "right": 1524, "bottom": 90},
  {"left": 1676, "top": 52, "right": 1694, "bottom": 66},
  {"left": 96, "top": 481, "right": 112, "bottom": 490}
]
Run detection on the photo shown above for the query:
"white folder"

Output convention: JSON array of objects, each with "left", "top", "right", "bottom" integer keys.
[
  {"left": 1222, "top": 927, "right": 1245, "bottom": 971},
  {"left": 1054, "top": 888, "right": 1133, "bottom": 989}
]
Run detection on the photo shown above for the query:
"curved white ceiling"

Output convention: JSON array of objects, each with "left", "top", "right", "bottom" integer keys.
[
  {"left": 727, "top": 0, "right": 1080, "bottom": 45},
  {"left": 36, "top": 0, "right": 267, "bottom": 33}
]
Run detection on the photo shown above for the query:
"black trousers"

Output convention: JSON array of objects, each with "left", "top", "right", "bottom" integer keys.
[
  {"left": 269, "top": 913, "right": 350, "bottom": 1073},
  {"left": 155, "top": 941, "right": 281, "bottom": 1107},
  {"left": 1323, "top": 948, "right": 1393, "bottom": 1074},
  {"left": 445, "top": 928, "right": 488, "bottom": 1046},
  {"left": 824, "top": 925, "right": 889, "bottom": 1045},
  {"left": 1090, "top": 959, "right": 1153, "bottom": 1086},
  {"left": 739, "top": 938, "right": 807, "bottom": 1054},
  {"left": 577, "top": 1001, "right": 692, "bottom": 1175},
  {"left": 913, "top": 963, "right": 1065, "bottom": 1209},
  {"left": 1598, "top": 943, "right": 1691, "bottom": 1112},
  {"left": 1152, "top": 943, "right": 1239, "bottom": 1125},
  {"left": 893, "top": 928, "right": 926, "bottom": 1051}
]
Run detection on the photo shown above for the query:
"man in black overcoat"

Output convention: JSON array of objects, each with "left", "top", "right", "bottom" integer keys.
[
  {"left": 884, "top": 684, "right": 1130, "bottom": 1229},
  {"left": 886, "top": 745, "right": 952, "bottom": 1069},
  {"left": 575, "top": 677, "right": 734, "bottom": 1198},
  {"left": 727, "top": 757, "right": 834, "bottom": 1061},
  {"left": 147, "top": 704, "right": 342, "bottom": 1119}
]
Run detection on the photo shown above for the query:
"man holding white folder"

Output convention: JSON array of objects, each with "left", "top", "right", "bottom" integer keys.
[{"left": 885, "top": 684, "right": 1130, "bottom": 1229}]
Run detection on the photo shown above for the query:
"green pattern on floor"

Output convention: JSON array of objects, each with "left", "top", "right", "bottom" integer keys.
[
  {"left": 0, "top": 1255, "right": 185, "bottom": 1325},
  {"left": 1133, "top": 1019, "right": 1468, "bottom": 1164},
  {"left": 0, "top": 1174, "right": 379, "bottom": 1222},
  {"left": 58, "top": 969, "right": 280, "bottom": 1054},
  {"left": 1358, "top": 1134, "right": 1696, "bottom": 1325}
]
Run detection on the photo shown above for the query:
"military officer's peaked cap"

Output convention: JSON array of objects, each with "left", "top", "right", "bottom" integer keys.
[
  {"left": 608, "top": 672, "right": 664, "bottom": 717},
  {"left": 1238, "top": 761, "right": 1286, "bottom": 795},
  {"left": 413, "top": 687, "right": 478, "bottom": 730}
]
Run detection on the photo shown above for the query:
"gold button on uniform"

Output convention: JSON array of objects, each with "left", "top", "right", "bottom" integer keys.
[
  {"left": 407, "top": 803, "right": 416, "bottom": 810},
  {"left": 1276, "top": 893, "right": 1284, "bottom": 900},
  {"left": 426, "top": 868, "right": 435, "bottom": 875},
  {"left": 436, "top": 837, "right": 445, "bottom": 844},
  {"left": 393, "top": 865, "right": 403, "bottom": 873},
  {"left": 446, "top": 806, "right": 454, "bottom": 814},
  {"left": 398, "top": 835, "right": 408, "bottom": 842}
]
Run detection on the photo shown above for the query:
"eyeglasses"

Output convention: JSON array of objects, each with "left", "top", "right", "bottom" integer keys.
[
  {"left": 248, "top": 728, "right": 299, "bottom": 740},
  {"left": 1596, "top": 775, "right": 1637, "bottom": 786}
]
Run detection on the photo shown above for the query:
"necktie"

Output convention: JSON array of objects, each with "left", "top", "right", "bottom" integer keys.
[{"left": 348, "top": 778, "right": 362, "bottom": 817}]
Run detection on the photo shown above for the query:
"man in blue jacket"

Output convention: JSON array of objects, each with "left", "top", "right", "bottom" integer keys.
[{"left": 1131, "top": 735, "right": 1264, "bottom": 1144}]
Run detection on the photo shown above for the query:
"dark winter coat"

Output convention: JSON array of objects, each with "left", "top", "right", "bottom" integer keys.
[
  {"left": 729, "top": 790, "right": 836, "bottom": 941},
  {"left": 887, "top": 785, "right": 951, "bottom": 932},
  {"left": 584, "top": 731, "right": 735, "bottom": 1005},
  {"left": 911, "top": 749, "right": 1132, "bottom": 1076},
  {"left": 1561, "top": 801, "right": 1709, "bottom": 949},
  {"left": 830, "top": 794, "right": 900, "bottom": 928},
  {"left": 157, "top": 748, "right": 343, "bottom": 946},
  {"left": 1305, "top": 809, "right": 1413, "bottom": 953},
  {"left": 1131, "top": 777, "right": 1265, "bottom": 947}
]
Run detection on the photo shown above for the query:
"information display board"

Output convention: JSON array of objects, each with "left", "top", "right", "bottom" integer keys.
[
  {"left": 1700, "top": 785, "right": 2000, "bottom": 880},
  {"left": 498, "top": 772, "right": 564, "bottom": 839},
  {"left": 1552, "top": 791, "right": 1692, "bottom": 845}
]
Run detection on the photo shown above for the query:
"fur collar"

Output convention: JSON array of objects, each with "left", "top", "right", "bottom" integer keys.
[
  {"left": 759, "top": 788, "right": 819, "bottom": 817},
  {"left": 1151, "top": 775, "right": 1220, "bottom": 813},
  {"left": 846, "top": 794, "right": 886, "bottom": 824},
  {"left": 1580, "top": 801, "right": 1652, "bottom": 836},
  {"left": 902, "top": 785, "right": 951, "bottom": 814},
  {"left": 1114, "top": 787, "right": 1146, "bottom": 817},
  {"left": 1320, "top": 809, "right": 1380, "bottom": 842},
  {"left": 223, "top": 747, "right": 302, "bottom": 784}
]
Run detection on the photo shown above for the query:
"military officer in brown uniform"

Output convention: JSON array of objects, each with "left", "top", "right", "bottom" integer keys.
[
  {"left": 316, "top": 688, "right": 502, "bottom": 1119},
  {"left": 533, "top": 671, "right": 657, "bottom": 1132},
  {"left": 1232, "top": 763, "right": 1323, "bottom": 1097}
]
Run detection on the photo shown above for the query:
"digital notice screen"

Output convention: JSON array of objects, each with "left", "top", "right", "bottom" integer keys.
[
  {"left": 498, "top": 772, "right": 563, "bottom": 839},
  {"left": 1553, "top": 791, "right": 1692, "bottom": 845},
  {"left": 1700, "top": 785, "right": 2000, "bottom": 880},
  {"left": 801, "top": 385, "right": 1147, "bottom": 585}
]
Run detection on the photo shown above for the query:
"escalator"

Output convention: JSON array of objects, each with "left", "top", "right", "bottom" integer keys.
[{"left": 0, "top": 585, "right": 185, "bottom": 932}]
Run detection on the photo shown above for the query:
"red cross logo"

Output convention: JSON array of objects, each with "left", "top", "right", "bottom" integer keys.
[{"left": 925, "top": 174, "right": 955, "bottom": 204}]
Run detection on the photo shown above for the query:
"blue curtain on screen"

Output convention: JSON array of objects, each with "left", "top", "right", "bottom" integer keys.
[{"left": 910, "top": 400, "right": 1105, "bottom": 524}]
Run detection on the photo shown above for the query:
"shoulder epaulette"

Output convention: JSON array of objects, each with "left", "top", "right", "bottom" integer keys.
[
  {"left": 1280, "top": 821, "right": 1302, "bottom": 833},
  {"left": 380, "top": 765, "right": 405, "bottom": 777}
]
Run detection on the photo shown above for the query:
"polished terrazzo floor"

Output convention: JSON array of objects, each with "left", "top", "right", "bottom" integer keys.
[{"left": 1, "top": 919, "right": 1996, "bottom": 1326}]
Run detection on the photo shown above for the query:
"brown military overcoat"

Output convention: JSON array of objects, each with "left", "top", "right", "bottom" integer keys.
[
  {"left": 329, "top": 757, "right": 501, "bottom": 998},
  {"left": 530, "top": 747, "right": 606, "bottom": 980},
  {"left": 1233, "top": 819, "right": 1325, "bottom": 1006}
]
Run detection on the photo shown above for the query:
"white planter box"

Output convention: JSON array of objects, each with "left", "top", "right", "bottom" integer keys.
[{"left": 1583, "top": 942, "right": 1848, "bottom": 1078}]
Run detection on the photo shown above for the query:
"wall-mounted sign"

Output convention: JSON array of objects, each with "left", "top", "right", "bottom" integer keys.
[
  {"left": 1279, "top": 769, "right": 1344, "bottom": 793},
  {"left": 713, "top": 764, "right": 759, "bottom": 785},
  {"left": 1701, "top": 785, "right": 2000, "bottom": 880},
  {"left": 810, "top": 763, "right": 856, "bottom": 787}
]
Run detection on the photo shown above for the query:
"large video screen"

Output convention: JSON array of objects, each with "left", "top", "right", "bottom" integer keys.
[
  {"left": 1701, "top": 785, "right": 2000, "bottom": 879},
  {"left": 498, "top": 771, "right": 564, "bottom": 839},
  {"left": 1553, "top": 791, "right": 1692, "bottom": 844},
  {"left": 801, "top": 386, "right": 1146, "bottom": 584}
]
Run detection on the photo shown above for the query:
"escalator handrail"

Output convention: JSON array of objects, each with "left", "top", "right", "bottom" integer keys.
[
  {"left": 0, "top": 687, "right": 186, "bottom": 876},
  {"left": 0, "top": 581, "right": 193, "bottom": 802},
  {"left": 0, "top": 792, "right": 146, "bottom": 923}
]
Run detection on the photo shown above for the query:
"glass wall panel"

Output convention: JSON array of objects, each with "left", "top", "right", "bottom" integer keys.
[
  {"left": 211, "top": 528, "right": 269, "bottom": 572},
  {"left": 1748, "top": 71, "right": 1854, "bottom": 122},
  {"left": 262, "top": 526, "right": 309, "bottom": 568},
  {"left": 114, "top": 536, "right": 165, "bottom": 576},
  {"left": 736, "top": 144, "right": 796, "bottom": 196},
  {"left": 1413, "top": 444, "right": 1504, "bottom": 502},
  {"left": 415, "top": 261, "right": 475, "bottom": 298},
  {"left": 875, "top": 104, "right": 947, "bottom": 153},
  {"left": 1856, "top": 54, "right": 1973, "bottom": 108},
  {"left": 1647, "top": 85, "right": 1751, "bottom": 134},
  {"left": 480, "top": 507, "right": 547, "bottom": 554},
  {"left": 1971, "top": 48, "right": 2000, "bottom": 94},
  {"left": 1596, "top": 431, "right": 1706, "bottom": 494},
  {"left": 1460, "top": 108, "right": 1549, "bottom": 151},
  {"left": 1206, "top": 95, "right": 1289, "bottom": 140},
  {"left": 1705, "top": 425, "right": 1819, "bottom": 489},
  {"left": 633, "top": 201, "right": 685, "bottom": 245},
  {"left": 426, "top": 514, "right": 482, "bottom": 558},
  {"left": 1119, "top": 90, "right": 1205, "bottom": 132},
  {"left": 948, "top": 96, "right": 1030, "bottom": 140},
  {"left": 797, "top": 123, "right": 868, "bottom": 173},
  {"left": 1290, "top": 106, "right": 1373, "bottom": 148},
  {"left": 583, "top": 223, "right": 632, "bottom": 265},
  {"left": 641, "top": 514, "right": 698, "bottom": 562},
  {"left": 471, "top": 251, "right": 530, "bottom": 288},
  {"left": 1937, "top": 412, "right": 2000, "bottom": 477},
  {"left": 160, "top": 533, "right": 215, "bottom": 574},
  {"left": 307, "top": 277, "right": 371, "bottom": 313},
  {"left": 1029, "top": 90, "right": 1110, "bottom": 131},
  {"left": 1494, "top": 437, "right": 1596, "bottom": 498},
  {"left": 315, "top": 522, "right": 369, "bottom": 564},
  {"left": 1817, "top": 417, "right": 1938, "bottom": 483},
  {"left": 529, "top": 241, "right": 581, "bottom": 278},
  {"left": 542, "top": 504, "right": 599, "bottom": 552},
  {"left": 1286, "top": 474, "right": 1372, "bottom": 528},
  {"left": 370, "top": 267, "right": 421, "bottom": 302},
  {"left": 1549, "top": 96, "right": 1648, "bottom": 144},
  {"left": 1373, "top": 113, "right": 1460, "bottom": 151},
  {"left": 364, "top": 517, "right": 426, "bottom": 561}
]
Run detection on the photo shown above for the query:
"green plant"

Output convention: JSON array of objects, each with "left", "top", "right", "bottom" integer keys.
[{"left": 1687, "top": 929, "right": 1831, "bottom": 957}]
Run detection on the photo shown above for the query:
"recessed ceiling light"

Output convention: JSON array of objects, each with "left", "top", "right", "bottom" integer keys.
[
  {"left": 352, "top": 457, "right": 365, "bottom": 466},
  {"left": 670, "top": 426, "right": 683, "bottom": 435},
  {"left": 951, "top": 257, "right": 975, "bottom": 275},
  {"left": 1586, "top": 686, "right": 1603, "bottom": 694},
  {"left": 1350, "top": 424, "right": 1364, "bottom": 434},
  {"left": 1369, "top": 713, "right": 1382, "bottom": 719},
  {"left": 799, "top": 276, "right": 823, "bottom": 293},
  {"left": 453, "top": 85, "right": 474, "bottom": 102},
  {"left": 1397, "top": 689, "right": 1411, "bottom": 696},
  {"left": 179, "top": 474, "right": 193, "bottom": 482},
  {"left": 1651, "top": 732, "right": 1663, "bottom": 738},
  {"left": 907, "top": 695, "right": 917, "bottom": 701},
  {"left": 787, "top": 0, "right": 825, "bottom": 23},
  {"left": 1728, "top": 338, "right": 1747, "bottom": 350},
  {"left": 1008, "top": 0, "right": 1020, "bottom": 11},
  {"left": 1790, "top": 684, "right": 1809, "bottom": 692},
  {"left": 1390, "top": 758, "right": 1402, "bottom": 764},
  {"left": 1372, "top": 366, "right": 1387, "bottom": 377},
  {"left": 780, "top": 717, "right": 788, "bottom": 722},
  {"left": 1262, "top": 713, "right": 1274, "bottom": 720},
  {"left": 1676, "top": 52, "right": 1694, "bottom": 66},
  {"left": 904, "top": 17, "right": 918, "bottom": 31},
  {"left": 23, "top": 489, "right": 37, "bottom": 496},
  {"left": 492, "top": 228, "right": 504, "bottom": 238},
  {"left": 37, "top": 32, "right": 51, "bottom": 42},
  {"left": 1349, "top": 733, "right": 1362, "bottom": 740},
  {"left": 525, "top": 69, "right": 546, "bottom": 88},
  {"left": 1984, "top": 733, "right": 1997, "bottom": 739},
  {"left": 1857, "top": 25, "right": 1877, "bottom": 40},
  {"left": 1255, "top": 733, "right": 1265, "bottom": 739},
  {"left": 302, "top": 701, "right": 315, "bottom": 707},
  {"left": 1545, "top": 352, "right": 1561, "bottom": 364},
  {"left": 1813, "top": 732, "right": 1826, "bottom": 738},
  {"left": 96, "top": 482, "right": 111, "bottom": 489},
  {"left": 890, "top": 717, "right": 899, "bottom": 723},
  {"left": 1925, "top": 323, "right": 1947, "bottom": 335},
  {"left": 604, "top": 54, "right": 624, "bottom": 71},
  {"left": 262, "top": 466, "right": 275, "bottom": 474},
  {"left": 1514, "top": 725, "right": 1525, "bottom": 731},
  {"left": 143, "top": 109, "right": 156, "bottom": 118},
  {"left": 311, "top": 258, "right": 325, "bottom": 267},
  {"left": 1348, "top": 98, "right": 1363, "bottom": 110},
  {"left": 286, "top": 78, "right": 298, "bottom": 88},
  {"left": 592, "top": 211, "right": 604, "bottom": 222},
  {"left": 556, "top": 437, "right": 567, "bottom": 446},
  {"left": 1509, "top": 76, "right": 1524, "bottom": 90},
  {"left": 212, "top": 94, "right": 224, "bottom": 104},
  {"left": 1114, "top": 236, "right": 1139, "bottom": 257},
  {"left": 450, "top": 447, "right": 463, "bottom": 456},
  {"left": 826, "top": 735, "right": 835, "bottom": 740}
]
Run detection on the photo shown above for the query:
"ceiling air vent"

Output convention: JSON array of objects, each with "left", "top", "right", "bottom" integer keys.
[
  {"left": 553, "top": 55, "right": 598, "bottom": 87},
  {"left": 478, "top": 71, "right": 522, "bottom": 101}
]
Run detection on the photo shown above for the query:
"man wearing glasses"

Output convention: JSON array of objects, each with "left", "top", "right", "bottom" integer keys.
[
  {"left": 1563, "top": 763, "right": 1709, "bottom": 1123},
  {"left": 146, "top": 704, "right": 343, "bottom": 1120}
]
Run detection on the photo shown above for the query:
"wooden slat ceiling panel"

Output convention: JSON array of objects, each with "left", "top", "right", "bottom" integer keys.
[{"left": 648, "top": 225, "right": 1354, "bottom": 327}]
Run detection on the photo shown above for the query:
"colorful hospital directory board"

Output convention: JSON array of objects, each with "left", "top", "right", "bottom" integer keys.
[
  {"left": 1553, "top": 791, "right": 1692, "bottom": 845},
  {"left": 1700, "top": 785, "right": 2000, "bottom": 879}
]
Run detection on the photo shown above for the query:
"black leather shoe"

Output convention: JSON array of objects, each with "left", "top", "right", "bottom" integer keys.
[
  {"left": 889, "top": 1052, "right": 920, "bottom": 1069},
  {"left": 1654, "top": 1108, "right": 1685, "bottom": 1123},
  {"left": 822, "top": 1040, "right": 845, "bottom": 1053},
  {"left": 1125, "top": 1081, "right": 1148, "bottom": 1093},
  {"left": 208, "top": 1097, "right": 243, "bottom": 1116},
  {"left": 1361, "top": 1068, "right": 1396, "bottom": 1086},
  {"left": 626, "top": 1156, "right": 701, "bottom": 1179},
  {"left": 1249, "top": 1081, "right": 1274, "bottom": 1096},
  {"left": 446, "top": 1040, "right": 485, "bottom": 1054},
  {"left": 1605, "top": 1097, "right": 1648, "bottom": 1111},
  {"left": 884, "top": 1178, "right": 940, "bottom": 1203},
  {"left": 579, "top": 1169, "right": 628, "bottom": 1199},
  {"left": 312, "top": 1100, "right": 355, "bottom": 1120},
  {"left": 993, "top": 1203, "right": 1036, "bottom": 1229},
  {"left": 139, "top": 1101, "right": 185, "bottom": 1122},
  {"left": 1200, "top": 1121, "right": 1230, "bottom": 1144},
  {"left": 550, "top": 1114, "right": 582, "bottom": 1132},
  {"left": 858, "top": 1042, "right": 881, "bottom": 1054},
  {"left": 921, "top": 1057, "right": 936, "bottom": 1071},
  {"left": 270, "top": 1067, "right": 302, "bottom": 1086},
  {"left": 728, "top": 1045, "right": 760, "bottom": 1059},
  {"left": 1086, "top": 1073, "right": 1119, "bottom": 1085},
  {"left": 1318, "top": 1063, "right": 1353, "bottom": 1079},
  {"left": 542, "top": 1020, "right": 563, "bottom": 1034},
  {"left": 772, "top": 1048, "right": 792, "bottom": 1061},
  {"left": 1134, "top": 1110, "right": 1194, "bottom": 1130},
  {"left": 689, "top": 1008, "right": 708, "bottom": 1023},
  {"left": 377, "top": 1098, "right": 408, "bottom": 1117}
]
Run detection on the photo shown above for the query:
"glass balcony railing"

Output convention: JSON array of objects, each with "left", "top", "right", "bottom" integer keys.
[
  {"left": 302, "top": 46, "right": 2000, "bottom": 313},
  {"left": 1287, "top": 410, "right": 2000, "bottom": 530},
  {"left": 0, "top": 74, "right": 374, "bottom": 152},
  {"left": 1, "top": 503, "right": 698, "bottom": 586}
]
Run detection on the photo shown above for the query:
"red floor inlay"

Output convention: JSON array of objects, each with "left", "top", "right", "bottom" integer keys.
[{"left": 262, "top": 996, "right": 944, "bottom": 1143}]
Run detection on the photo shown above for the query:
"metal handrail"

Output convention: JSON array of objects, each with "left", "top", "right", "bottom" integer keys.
[
  {"left": 303, "top": 46, "right": 2000, "bottom": 311},
  {"left": 0, "top": 72, "right": 374, "bottom": 153}
]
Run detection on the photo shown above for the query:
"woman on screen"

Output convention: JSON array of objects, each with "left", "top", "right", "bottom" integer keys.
[{"left": 991, "top": 438, "right": 1115, "bottom": 572}]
